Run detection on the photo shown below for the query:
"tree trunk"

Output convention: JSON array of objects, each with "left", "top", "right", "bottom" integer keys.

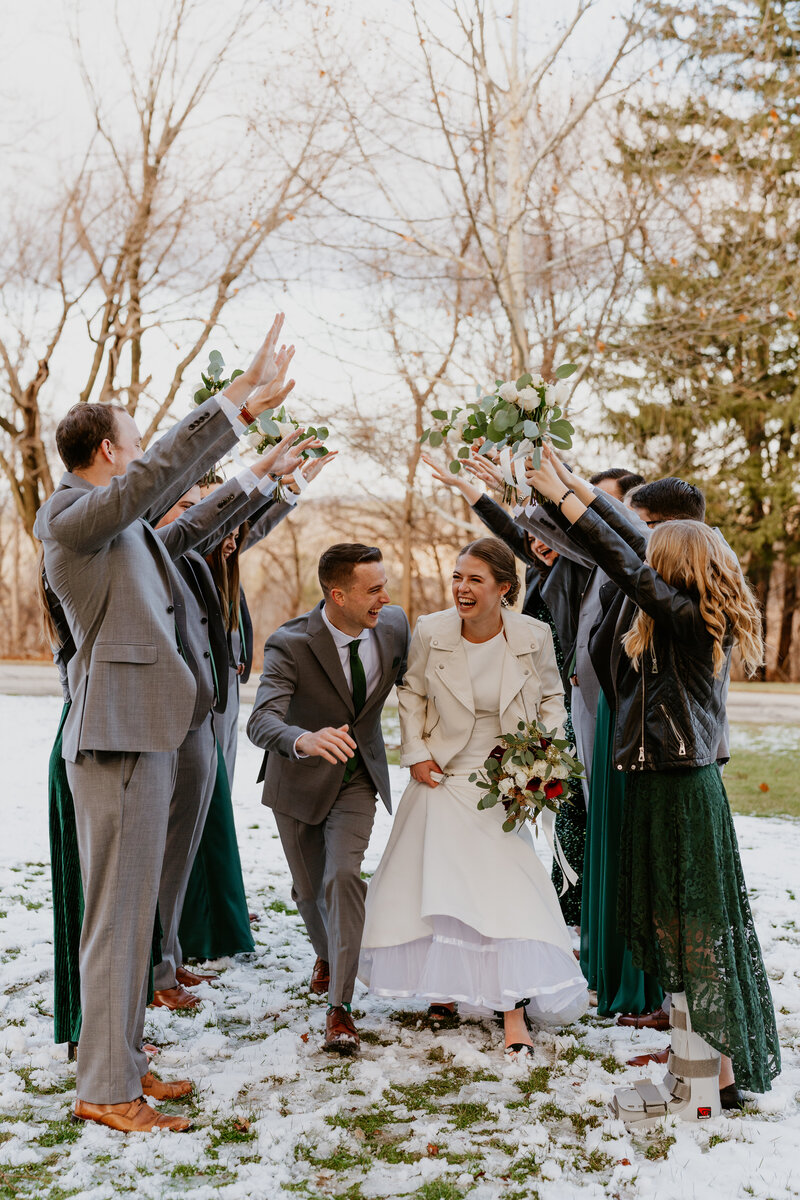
[{"left": 773, "top": 561, "right": 798, "bottom": 681}]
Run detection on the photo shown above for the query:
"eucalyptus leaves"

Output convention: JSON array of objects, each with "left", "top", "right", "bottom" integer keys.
[{"left": 420, "top": 364, "right": 578, "bottom": 498}]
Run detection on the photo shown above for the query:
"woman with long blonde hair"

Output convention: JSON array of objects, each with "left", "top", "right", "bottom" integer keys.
[{"left": 528, "top": 449, "right": 779, "bottom": 1122}]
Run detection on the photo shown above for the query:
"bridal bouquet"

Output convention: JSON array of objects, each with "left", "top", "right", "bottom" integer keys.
[
  {"left": 193, "top": 350, "right": 329, "bottom": 460},
  {"left": 420, "top": 364, "right": 578, "bottom": 502},
  {"left": 471, "top": 720, "right": 584, "bottom": 834}
]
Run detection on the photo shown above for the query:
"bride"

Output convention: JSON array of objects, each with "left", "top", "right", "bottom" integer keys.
[{"left": 359, "top": 537, "right": 587, "bottom": 1057}]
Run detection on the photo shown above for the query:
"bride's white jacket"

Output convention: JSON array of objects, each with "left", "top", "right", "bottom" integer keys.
[{"left": 398, "top": 607, "right": 566, "bottom": 770}]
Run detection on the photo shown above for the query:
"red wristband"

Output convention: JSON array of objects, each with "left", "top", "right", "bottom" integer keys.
[{"left": 238, "top": 403, "right": 255, "bottom": 426}]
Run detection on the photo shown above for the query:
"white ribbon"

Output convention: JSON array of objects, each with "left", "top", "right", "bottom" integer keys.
[
  {"left": 292, "top": 467, "right": 309, "bottom": 493},
  {"left": 541, "top": 806, "right": 578, "bottom": 897},
  {"left": 499, "top": 443, "right": 534, "bottom": 499}
]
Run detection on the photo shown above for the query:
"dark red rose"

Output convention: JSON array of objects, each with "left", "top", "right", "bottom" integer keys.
[
  {"left": 488, "top": 745, "right": 505, "bottom": 763},
  {"left": 544, "top": 780, "right": 564, "bottom": 800},
  {"left": 526, "top": 777, "right": 543, "bottom": 794}
]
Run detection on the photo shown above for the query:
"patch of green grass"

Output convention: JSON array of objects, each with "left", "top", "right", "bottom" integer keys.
[
  {"left": 726, "top": 740, "right": 800, "bottom": 818},
  {"left": 171, "top": 1162, "right": 236, "bottom": 1182},
  {"left": 562, "top": 1043, "right": 598, "bottom": 1064},
  {"left": 208, "top": 1117, "right": 257, "bottom": 1147},
  {"left": 569, "top": 1111, "right": 601, "bottom": 1136},
  {"left": 37, "top": 1119, "right": 82, "bottom": 1147},
  {"left": 507, "top": 1152, "right": 540, "bottom": 1183},
  {"left": 600, "top": 1053, "right": 625, "bottom": 1074},
  {"left": 410, "top": 1182, "right": 465, "bottom": 1200},
  {"left": 580, "top": 1147, "right": 614, "bottom": 1172},
  {"left": 446, "top": 1100, "right": 495, "bottom": 1129},
  {"left": 708, "top": 1133, "right": 729, "bottom": 1148},
  {"left": 538, "top": 1100, "right": 566, "bottom": 1122},
  {"left": 268, "top": 898, "right": 299, "bottom": 916},
  {"left": 515, "top": 1066, "right": 550, "bottom": 1095},
  {"left": 17, "top": 1067, "right": 74, "bottom": 1096},
  {"left": 295, "top": 1141, "right": 370, "bottom": 1171},
  {"left": 386, "top": 1066, "right": 498, "bottom": 1113},
  {"left": 644, "top": 1132, "right": 676, "bottom": 1161}
]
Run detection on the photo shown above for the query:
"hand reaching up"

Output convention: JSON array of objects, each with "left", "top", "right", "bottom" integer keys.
[
  {"left": 462, "top": 451, "right": 505, "bottom": 495},
  {"left": 421, "top": 452, "right": 483, "bottom": 505},
  {"left": 225, "top": 313, "right": 296, "bottom": 417}
]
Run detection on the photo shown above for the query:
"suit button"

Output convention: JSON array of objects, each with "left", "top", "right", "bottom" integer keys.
[
  {"left": 167, "top": 605, "right": 174, "bottom": 613},
  {"left": 203, "top": 651, "right": 211, "bottom": 658},
  {"left": 437, "top": 664, "right": 444, "bottom": 669},
  {"left": 200, "top": 617, "right": 208, "bottom": 624},
  {"left": 432, "top": 640, "right": 439, "bottom": 646},
  {"left": 523, "top": 669, "right": 529, "bottom": 675}
]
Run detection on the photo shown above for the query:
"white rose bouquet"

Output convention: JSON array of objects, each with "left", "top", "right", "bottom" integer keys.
[
  {"left": 472, "top": 719, "right": 584, "bottom": 834},
  {"left": 420, "top": 365, "right": 578, "bottom": 503}
]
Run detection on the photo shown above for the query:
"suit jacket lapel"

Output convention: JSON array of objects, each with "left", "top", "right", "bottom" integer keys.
[
  {"left": 498, "top": 610, "right": 543, "bottom": 722},
  {"left": 307, "top": 603, "right": 355, "bottom": 715}
]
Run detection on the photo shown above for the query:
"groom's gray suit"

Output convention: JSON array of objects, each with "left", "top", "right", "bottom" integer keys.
[
  {"left": 247, "top": 601, "right": 410, "bottom": 1005},
  {"left": 33, "top": 398, "right": 241, "bottom": 1105}
]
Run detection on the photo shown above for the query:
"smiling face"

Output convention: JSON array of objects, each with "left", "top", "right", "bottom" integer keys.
[
  {"left": 452, "top": 553, "right": 509, "bottom": 626},
  {"left": 221, "top": 527, "right": 240, "bottom": 559},
  {"left": 327, "top": 561, "right": 390, "bottom": 635}
]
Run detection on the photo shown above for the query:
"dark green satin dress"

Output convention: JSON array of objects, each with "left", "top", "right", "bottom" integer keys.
[{"left": 178, "top": 742, "right": 255, "bottom": 959}]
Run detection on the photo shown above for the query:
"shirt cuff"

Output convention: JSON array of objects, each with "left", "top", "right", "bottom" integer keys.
[
  {"left": 292, "top": 734, "right": 309, "bottom": 759},
  {"left": 235, "top": 468, "right": 260, "bottom": 494},
  {"left": 257, "top": 475, "right": 278, "bottom": 497},
  {"left": 283, "top": 487, "right": 299, "bottom": 507},
  {"left": 216, "top": 393, "right": 248, "bottom": 431}
]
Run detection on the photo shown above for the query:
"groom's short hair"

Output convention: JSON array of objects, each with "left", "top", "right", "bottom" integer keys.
[{"left": 319, "top": 543, "right": 382, "bottom": 596}]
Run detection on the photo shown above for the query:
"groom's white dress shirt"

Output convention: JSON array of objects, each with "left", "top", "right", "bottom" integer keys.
[{"left": 320, "top": 606, "right": 381, "bottom": 699}]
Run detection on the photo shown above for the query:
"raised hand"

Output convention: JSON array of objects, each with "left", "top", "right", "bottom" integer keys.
[
  {"left": 224, "top": 313, "right": 296, "bottom": 417},
  {"left": 421, "top": 452, "right": 483, "bottom": 505},
  {"left": 296, "top": 725, "right": 357, "bottom": 764},
  {"left": 268, "top": 433, "right": 323, "bottom": 479},
  {"left": 462, "top": 452, "right": 505, "bottom": 494},
  {"left": 525, "top": 454, "right": 564, "bottom": 502},
  {"left": 301, "top": 450, "right": 338, "bottom": 483}
]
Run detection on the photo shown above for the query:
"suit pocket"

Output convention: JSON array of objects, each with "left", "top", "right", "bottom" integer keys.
[{"left": 93, "top": 643, "right": 158, "bottom": 664}]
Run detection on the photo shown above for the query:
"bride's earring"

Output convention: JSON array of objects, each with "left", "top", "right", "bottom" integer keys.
[{"left": 501, "top": 593, "right": 510, "bottom": 608}]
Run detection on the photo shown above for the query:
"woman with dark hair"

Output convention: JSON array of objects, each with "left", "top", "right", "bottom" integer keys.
[
  {"left": 359, "top": 538, "right": 587, "bottom": 1057},
  {"left": 422, "top": 452, "right": 589, "bottom": 927}
]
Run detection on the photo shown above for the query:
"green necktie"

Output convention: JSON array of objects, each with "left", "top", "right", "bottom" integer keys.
[
  {"left": 349, "top": 639, "right": 367, "bottom": 713},
  {"left": 343, "top": 640, "right": 366, "bottom": 784}
]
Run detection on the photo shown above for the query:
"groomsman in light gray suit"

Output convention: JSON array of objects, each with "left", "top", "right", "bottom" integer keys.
[
  {"left": 33, "top": 315, "right": 295, "bottom": 1133},
  {"left": 247, "top": 544, "right": 410, "bottom": 1055}
]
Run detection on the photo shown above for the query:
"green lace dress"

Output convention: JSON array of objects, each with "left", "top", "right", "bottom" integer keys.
[{"left": 620, "top": 763, "right": 780, "bottom": 1093}]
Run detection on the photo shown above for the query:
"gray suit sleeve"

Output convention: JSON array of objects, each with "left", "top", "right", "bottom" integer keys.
[
  {"left": 242, "top": 497, "right": 293, "bottom": 551},
  {"left": 246, "top": 637, "right": 308, "bottom": 759},
  {"left": 156, "top": 478, "right": 249, "bottom": 559},
  {"left": 40, "top": 399, "right": 238, "bottom": 553}
]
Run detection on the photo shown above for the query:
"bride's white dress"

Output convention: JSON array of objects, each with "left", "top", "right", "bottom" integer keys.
[{"left": 359, "top": 632, "right": 588, "bottom": 1024}]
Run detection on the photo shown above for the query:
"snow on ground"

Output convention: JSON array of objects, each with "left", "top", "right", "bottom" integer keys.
[{"left": 0, "top": 693, "right": 799, "bottom": 1200}]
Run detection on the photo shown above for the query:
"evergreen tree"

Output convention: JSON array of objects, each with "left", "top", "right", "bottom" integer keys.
[{"left": 603, "top": 0, "right": 800, "bottom": 676}]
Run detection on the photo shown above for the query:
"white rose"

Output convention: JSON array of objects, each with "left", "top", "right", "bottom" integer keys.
[
  {"left": 497, "top": 381, "right": 519, "bottom": 404},
  {"left": 274, "top": 420, "right": 297, "bottom": 438},
  {"left": 247, "top": 431, "right": 264, "bottom": 451},
  {"left": 517, "top": 386, "right": 540, "bottom": 413},
  {"left": 548, "top": 379, "right": 571, "bottom": 409},
  {"left": 529, "top": 373, "right": 544, "bottom": 388}
]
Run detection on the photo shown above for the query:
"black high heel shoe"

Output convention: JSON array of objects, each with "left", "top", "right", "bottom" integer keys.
[{"left": 719, "top": 1083, "right": 745, "bottom": 1111}]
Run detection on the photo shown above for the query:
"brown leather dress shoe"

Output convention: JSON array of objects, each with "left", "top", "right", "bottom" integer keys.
[
  {"left": 150, "top": 984, "right": 199, "bottom": 1010},
  {"left": 627, "top": 1047, "right": 670, "bottom": 1067},
  {"left": 323, "top": 1006, "right": 359, "bottom": 1055},
  {"left": 616, "top": 1009, "right": 670, "bottom": 1031},
  {"left": 141, "top": 1072, "right": 194, "bottom": 1100},
  {"left": 175, "top": 966, "right": 218, "bottom": 987},
  {"left": 74, "top": 1097, "right": 191, "bottom": 1132},
  {"left": 310, "top": 957, "right": 330, "bottom": 995}
]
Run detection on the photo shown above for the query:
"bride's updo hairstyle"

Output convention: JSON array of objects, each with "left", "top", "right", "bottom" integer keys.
[{"left": 456, "top": 537, "right": 520, "bottom": 607}]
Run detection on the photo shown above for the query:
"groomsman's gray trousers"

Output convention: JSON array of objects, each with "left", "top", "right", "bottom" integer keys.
[
  {"left": 66, "top": 747, "right": 178, "bottom": 1104},
  {"left": 154, "top": 713, "right": 218, "bottom": 990},
  {"left": 274, "top": 767, "right": 378, "bottom": 1006}
]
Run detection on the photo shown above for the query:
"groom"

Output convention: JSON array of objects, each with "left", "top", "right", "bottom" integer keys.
[{"left": 247, "top": 544, "right": 409, "bottom": 1054}]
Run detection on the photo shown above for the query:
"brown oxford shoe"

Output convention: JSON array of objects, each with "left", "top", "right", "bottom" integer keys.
[
  {"left": 323, "top": 1006, "right": 359, "bottom": 1056},
  {"left": 150, "top": 984, "right": 200, "bottom": 1010},
  {"left": 627, "top": 1047, "right": 670, "bottom": 1067},
  {"left": 74, "top": 1097, "right": 191, "bottom": 1132},
  {"left": 175, "top": 966, "right": 218, "bottom": 987},
  {"left": 616, "top": 1008, "right": 670, "bottom": 1031},
  {"left": 310, "top": 957, "right": 330, "bottom": 995},
  {"left": 141, "top": 1072, "right": 194, "bottom": 1101}
]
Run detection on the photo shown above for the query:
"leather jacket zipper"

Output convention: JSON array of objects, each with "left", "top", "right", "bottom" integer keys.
[
  {"left": 638, "top": 671, "right": 645, "bottom": 764},
  {"left": 660, "top": 704, "right": 686, "bottom": 756}
]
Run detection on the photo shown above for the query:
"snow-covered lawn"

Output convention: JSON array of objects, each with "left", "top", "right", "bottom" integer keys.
[{"left": 1, "top": 694, "right": 798, "bottom": 1200}]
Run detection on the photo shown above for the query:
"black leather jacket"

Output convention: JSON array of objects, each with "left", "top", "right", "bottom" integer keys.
[{"left": 569, "top": 499, "right": 731, "bottom": 773}]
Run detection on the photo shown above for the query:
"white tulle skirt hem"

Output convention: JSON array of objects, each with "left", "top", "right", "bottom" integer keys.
[{"left": 359, "top": 916, "right": 588, "bottom": 1027}]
